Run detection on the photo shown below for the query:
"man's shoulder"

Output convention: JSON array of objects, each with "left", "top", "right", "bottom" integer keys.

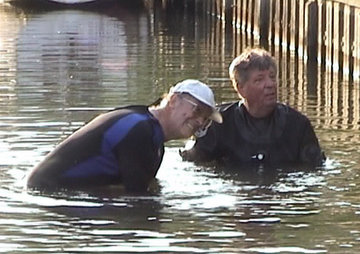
[
  {"left": 276, "top": 103, "right": 309, "bottom": 121},
  {"left": 211, "top": 101, "right": 241, "bottom": 125},
  {"left": 91, "top": 105, "right": 153, "bottom": 136},
  {"left": 217, "top": 101, "right": 242, "bottom": 115},
  {"left": 274, "top": 103, "right": 315, "bottom": 134},
  {"left": 102, "top": 105, "right": 151, "bottom": 122},
  {"left": 111, "top": 105, "right": 149, "bottom": 114}
]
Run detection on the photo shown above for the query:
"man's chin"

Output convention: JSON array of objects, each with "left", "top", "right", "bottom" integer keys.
[
  {"left": 185, "top": 124, "right": 196, "bottom": 135},
  {"left": 178, "top": 133, "right": 193, "bottom": 140},
  {"left": 265, "top": 100, "right": 277, "bottom": 108},
  {"left": 177, "top": 127, "right": 194, "bottom": 139}
]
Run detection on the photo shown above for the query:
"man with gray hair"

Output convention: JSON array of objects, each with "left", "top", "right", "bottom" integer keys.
[{"left": 181, "top": 48, "right": 325, "bottom": 168}]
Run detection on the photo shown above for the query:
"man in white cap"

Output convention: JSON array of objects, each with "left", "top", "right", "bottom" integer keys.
[{"left": 27, "top": 79, "right": 222, "bottom": 192}]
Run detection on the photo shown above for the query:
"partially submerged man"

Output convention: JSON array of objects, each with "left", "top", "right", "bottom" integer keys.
[
  {"left": 27, "top": 79, "right": 222, "bottom": 192},
  {"left": 180, "top": 48, "right": 325, "bottom": 168}
]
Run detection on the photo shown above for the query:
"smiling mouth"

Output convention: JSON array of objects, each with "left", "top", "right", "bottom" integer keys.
[{"left": 186, "top": 122, "right": 200, "bottom": 133}]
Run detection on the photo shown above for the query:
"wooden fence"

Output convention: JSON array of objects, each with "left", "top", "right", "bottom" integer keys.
[{"left": 201, "top": 0, "right": 360, "bottom": 82}]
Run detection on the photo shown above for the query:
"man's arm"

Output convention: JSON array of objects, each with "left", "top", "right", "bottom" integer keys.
[
  {"left": 115, "top": 121, "right": 161, "bottom": 192},
  {"left": 180, "top": 124, "right": 219, "bottom": 163},
  {"left": 299, "top": 119, "right": 326, "bottom": 166}
]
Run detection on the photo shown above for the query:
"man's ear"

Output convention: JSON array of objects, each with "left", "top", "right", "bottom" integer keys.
[
  {"left": 233, "top": 81, "right": 245, "bottom": 98},
  {"left": 168, "top": 93, "right": 179, "bottom": 108},
  {"left": 231, "top": 80, "right": 238, "bottom": 92}
]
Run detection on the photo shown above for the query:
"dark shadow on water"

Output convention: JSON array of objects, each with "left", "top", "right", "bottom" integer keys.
[
  {"left": 25, "top": 179, "right": 165, "bottom": 229},
  {"left": 26, "top": 177, "right": 163, "bottom": 200},
  {"left": 199, "top": 162, "right": 326, "bottom": 187},
  {"left": 9, "top": 0, "right": 146, "bottom": 14}
]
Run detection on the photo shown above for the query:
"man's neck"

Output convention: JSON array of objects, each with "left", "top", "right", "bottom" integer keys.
[
  {"left": 243, "top": 102, "right": 275, "bottom": 118},
  {"left": 149, "top": 107, "right": 170, "bottom": 142}
]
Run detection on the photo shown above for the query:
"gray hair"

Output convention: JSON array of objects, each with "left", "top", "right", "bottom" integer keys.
[{"left": 229, "top": 48, "right": 277, "bottom": 88}]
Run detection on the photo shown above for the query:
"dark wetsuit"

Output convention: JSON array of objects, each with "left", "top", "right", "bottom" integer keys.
[
  {"left": 181, "top": 101, "right": 325, "bottom": 168},
  {"left": 27, "top": 106, "right": 164, "bottom": 192}
]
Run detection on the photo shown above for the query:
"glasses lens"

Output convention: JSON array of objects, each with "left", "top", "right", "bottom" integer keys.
[
  {"left": 203, "top": 119, "right": 212, "bottom": 129},
  {"left": 180, "top": 95, "right": 213, "bottom": 136},
  {"left": 182, "top": 97, "right": 198, "bottom": 112},
  {"left": 194, "top": 119, "right": 213, "bottom": 138}
]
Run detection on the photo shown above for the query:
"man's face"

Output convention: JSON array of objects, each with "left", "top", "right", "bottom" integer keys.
[
  {"left": 239, "top": 67, "right": 277, "bottom": 116},
  {"left": 171, "top": 94, "right": 212, "bottom": 139}
]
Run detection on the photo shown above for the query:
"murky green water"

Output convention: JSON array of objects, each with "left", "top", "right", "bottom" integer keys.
[{"left": 0, "top": 0, "right": 359, "bottom": 253}]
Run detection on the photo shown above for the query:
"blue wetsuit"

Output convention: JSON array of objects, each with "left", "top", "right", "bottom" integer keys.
[
  {"left": 27, "top": 106, "right": 164, "bottom": 192},
  {"left": 181, "top": 101, "right": 325, "bottom": 168}
]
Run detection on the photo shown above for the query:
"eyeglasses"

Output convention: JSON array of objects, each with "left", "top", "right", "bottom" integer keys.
[
  {"left": 180, "top": 96, "right": 213, "bottom": 137},
  {"left": 181, "top": 97, "right": 202, "bottom": 116}
]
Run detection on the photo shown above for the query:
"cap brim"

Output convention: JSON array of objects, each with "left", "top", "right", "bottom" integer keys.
[{"left": 209, "top": 110, "right": 223, "bottom": 123}]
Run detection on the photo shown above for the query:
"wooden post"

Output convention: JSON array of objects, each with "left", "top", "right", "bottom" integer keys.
[
  {"left": 259, "top": 0, "right": 270, "bottom": 49},
  {"left": 307, "top": 0, "right": 318, "bottom": 63}
]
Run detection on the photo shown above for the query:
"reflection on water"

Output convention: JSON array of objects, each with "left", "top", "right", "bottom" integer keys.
[
  {"left": 1, "top": 0, "right": 360, "bottom": 253},
  {"left": 16, "top": 9, "right": 128, "bottom": 88}
]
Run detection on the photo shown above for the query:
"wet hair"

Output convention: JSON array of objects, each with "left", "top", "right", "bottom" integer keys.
[{"left": 229, "top": 48, "right": 277, "bottom": 88}]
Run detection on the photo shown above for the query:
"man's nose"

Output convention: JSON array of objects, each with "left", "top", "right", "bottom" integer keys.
[{"left": 265, "top": 76, "right": 276, "bottom": 88}]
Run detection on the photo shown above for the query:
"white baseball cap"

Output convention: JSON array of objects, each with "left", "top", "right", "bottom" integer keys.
[{"left": 170, "top": 79, "right": 223, "bottom": 123}]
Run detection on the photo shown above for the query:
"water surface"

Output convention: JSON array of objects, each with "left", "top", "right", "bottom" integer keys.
[{"left": 0, "top": 0, "right": 359, "bottom": 253}]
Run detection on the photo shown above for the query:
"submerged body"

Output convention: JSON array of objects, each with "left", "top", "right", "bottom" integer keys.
[
  {"left": 27, "top": 79, "right": 222, "bottom": 192},
  {"left": 27, "top": 106, "right": 165, "bottom": 192},
  {"left": 181, "top": 101, "right": 325, "bottom": 168}
]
